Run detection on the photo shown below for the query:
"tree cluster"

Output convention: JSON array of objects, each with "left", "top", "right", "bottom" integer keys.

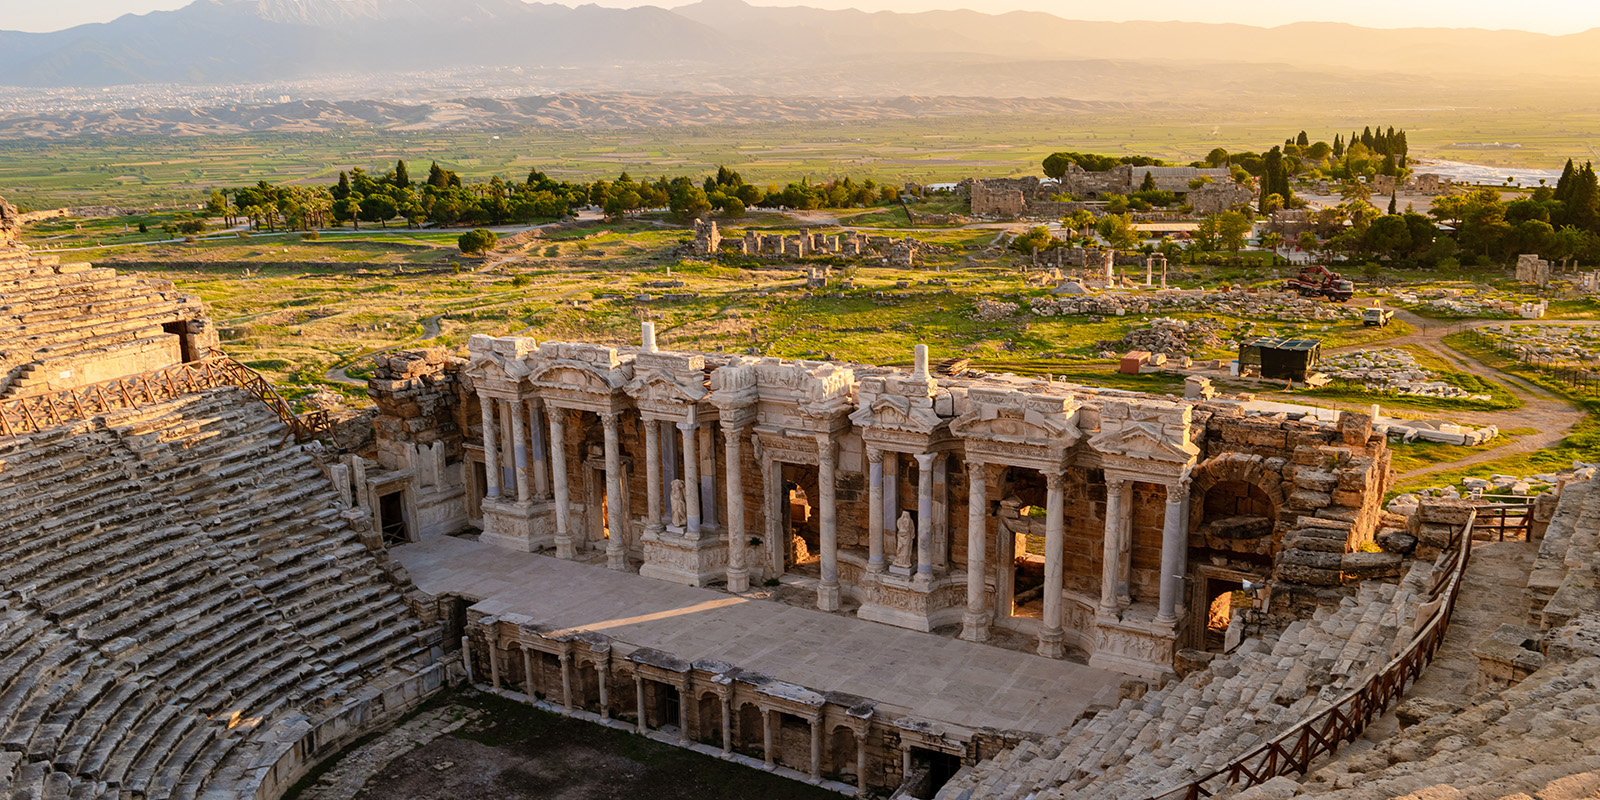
[{"left": 1042, "top": 152, "right": 1168, "bottom": 178}]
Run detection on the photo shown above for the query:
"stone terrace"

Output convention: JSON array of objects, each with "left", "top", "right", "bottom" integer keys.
[
  {"left": 394, "top": 534, "right": 1126, "bottom": 736},
  {"left": 0, "top": 245, "right": 212, "bottom": 399},
  {"left": 0, "top": 387, "right": 444, "bottom": 799}
]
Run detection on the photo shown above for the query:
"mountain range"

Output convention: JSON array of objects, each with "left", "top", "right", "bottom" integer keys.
[{"left": 3, "top": 0, "right": 1600, "bottom": 93}]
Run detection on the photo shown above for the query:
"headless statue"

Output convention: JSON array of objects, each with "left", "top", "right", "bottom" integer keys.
[
  {"left": 670, "top": 478, "right": 687, "bottom": 528},
  {"left": 894, "top": 510, "right": 915, "bottom": 570}
]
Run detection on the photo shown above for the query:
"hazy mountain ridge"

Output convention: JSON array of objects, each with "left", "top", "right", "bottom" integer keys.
[{"left": 2, "top": 0, "right": 1599, "bottom": 91}]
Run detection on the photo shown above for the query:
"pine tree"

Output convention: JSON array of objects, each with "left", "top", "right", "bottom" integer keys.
[{"left": 394, "top": 160, "right": 410, "bottom": 189}]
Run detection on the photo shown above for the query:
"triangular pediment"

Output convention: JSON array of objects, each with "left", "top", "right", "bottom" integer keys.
[{"left": 1089, "top": 421, "right": 1199, "bottom": 462}]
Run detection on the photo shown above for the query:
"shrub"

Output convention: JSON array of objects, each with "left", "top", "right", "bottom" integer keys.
[{"left": 458, "top": 228, "right": 499, "bottom": 255}]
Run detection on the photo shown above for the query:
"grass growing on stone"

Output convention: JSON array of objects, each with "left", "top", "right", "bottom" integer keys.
[{"left": 1387, "top": 436, "right": 1526, "bottom": 476}]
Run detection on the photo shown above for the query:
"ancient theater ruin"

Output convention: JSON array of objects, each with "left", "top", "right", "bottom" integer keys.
[{"left": 5, "top": 204, "right": 1598, "bottom": 799}]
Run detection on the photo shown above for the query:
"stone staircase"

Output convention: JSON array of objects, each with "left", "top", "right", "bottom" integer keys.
[
  {"left": 0, "top": 247, "right": 203, "bottom": 399},
  {"left": 937, "top": 565, "right": 1436, "bottom": 800},
  {"left": 0, "top": 386, "right": 443, "bottom": 799}
]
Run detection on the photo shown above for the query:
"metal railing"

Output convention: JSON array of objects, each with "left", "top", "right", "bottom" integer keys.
[
  {"left": 0, "top": 355, "right": 333, "bottom": 444},
  {"left": 1149, "top": 510, "right": 1479, "bottom": 800}
]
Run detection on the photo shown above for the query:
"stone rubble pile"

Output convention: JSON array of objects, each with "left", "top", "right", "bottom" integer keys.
[
  {"left": 937, "top": 566, "right": 1436, "bottom": 800},
  {"left": 1030, "top": 288, "right": 1361, "bottom": 323},
  {"left": 1481, "top": 323, "right": 1600, "bottom": 362},
  {"left": 971, "top": 298, "right": 1020, "bottom": 321},
  {"left": 1320, "top": 349, "right": 1487, "bottom": 400},
  {"left": 1387, "top": 463, "right": 1598, "bottom": 514},
  {"left": 1096, "top": 317, "right": 1225, "bottom": 358}
]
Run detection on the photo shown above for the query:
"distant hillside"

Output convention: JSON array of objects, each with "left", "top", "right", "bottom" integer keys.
[{"left": 2, "top": 0, "right": 1600, "bottom": 91}]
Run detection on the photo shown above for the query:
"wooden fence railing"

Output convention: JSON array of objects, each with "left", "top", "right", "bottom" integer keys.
[
  {"left": 0, "top": 356, "right": 333, "bottom": 444},
  {"left": 1148, "top": 510, "right": 1479, "bottom": 800}
]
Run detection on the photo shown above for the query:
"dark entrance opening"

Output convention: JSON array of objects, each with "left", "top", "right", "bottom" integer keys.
[
  {"left": 1203, "top": 577, "right": 1245, "bottom": 652},
  {"left": 378, "top": 491, "right": 409, "bottom": 546},
  {"left": 903, "top": 747, "right": 964, "bottom": 799},
  {"left": 162, "top": 320, "right": 197, "bottom": 363}
]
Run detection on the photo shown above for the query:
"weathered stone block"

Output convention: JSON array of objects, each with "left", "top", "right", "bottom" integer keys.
[
  {"left": 1278, "top": 549, "right": 1343, "bottom": 570},
  {"left": 1275, "top": 564, "right": 1342, "bottom": 585},
  {"left": 1340, "top": 551, "right": 1402, "bottom": 578},
  {"left": 1376, "top": 528, "right": 1417, "bottom": 554},
  {"left": 1294, "top": 469, "right": 1339, "bottom": 492},
  {"left": 1287, "top": 489, "right": 1331, "bottom": 510}
]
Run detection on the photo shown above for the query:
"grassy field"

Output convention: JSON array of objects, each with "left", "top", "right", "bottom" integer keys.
[{"left": 0, "top": 106, "right": 1589, "bottom": 212}]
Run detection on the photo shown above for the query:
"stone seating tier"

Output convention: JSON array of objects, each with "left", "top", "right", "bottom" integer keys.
[
  {"left": 938, "top": 565, "right": 1434, "bottom": 800},
  {"left": 0, "top": 249, "right": 204, "bottom": 399},
  {"left": 0, "top": 387, "right": 442, "bottom": 798}
]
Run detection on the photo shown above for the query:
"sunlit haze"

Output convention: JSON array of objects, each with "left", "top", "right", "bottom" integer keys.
[{"left": 3, "top": 0, "right": 1599, "bottom": 34}]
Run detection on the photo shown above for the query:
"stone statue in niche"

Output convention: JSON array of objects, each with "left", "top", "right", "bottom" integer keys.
[
  {"left": 670, "top": 479, "right": 687, "bottom": 528},
  {"left": 894, "top": 511, "right": 915, "bottom": 570}
]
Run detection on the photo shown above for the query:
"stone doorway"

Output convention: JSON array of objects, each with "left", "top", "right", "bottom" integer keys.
[
  {"left": 828, "top": 726, "right": 859, "bottom": 783},
  {"left": 780, "top": 463, "right": 821, "bottom": 577},
  {"left": 996, "top": 467, "right": 1049, "bottom": 626},
  {"left": 377, "top": 489, "right": 411, "bottom": 546},
  {"left": 1191, "top": 567, "right": 1254, "bottom": 652}
]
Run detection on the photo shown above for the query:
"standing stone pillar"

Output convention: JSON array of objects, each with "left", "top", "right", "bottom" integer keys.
[
  {"left": 522, "top": 649, "right": 535, "bottom": 702},
  {"left": 481, "top": 395, "right": 500, "bottom": 499},
  {"left": 719, "top": 691, "right": 733, "bottom": 755},
  {"left": 725, "top": 427, "right": 750, "bottom": 592},
  {"left": 809, "top": 713, "right": 823, "bottom": 781},
  {"left": 677, "top": 678, "right": 692, "bottom": 745},
  {"left": 549, "top": 407, "right": 573, "bottom": 559},
  {"left": 914, "top": 453, "right": 935, "bottom": 576},
  {"left": 854, "top": 728, "right": 868, "bottom": 793},
  {"left": 762, "top": 708, "right": 776, "bottom": 768},
  {"left": 1118, "top": 480, "right": 1135, "bottom": 609},
  {"left": 679, "top": 420, "right": 702, "bottom": 537},
  {"left": 528, "top": 399, "right": 550, "bottom": 499},
  {"left": 558, "top": 651, "right": 573, "bottom": 711},
  {"left": 883, "top": 452, "right": 899, "bottom": 546},
  {"left": 644, "top": 419, "right": 663, "bottom": 536},
  {"left": 867, "top": 449, "right": 885, "bottom": 573},
  {"left": 1101, "top": 477, "right": 1125, "bottom": 616},
  {"left": 962, "top": 460, "right": 990, "bottom": 642},
  {"left": 1157, "top": 475, "right": 1191, "bottom": 624},
  {"left": 602, "top": 412, "right": 626, "bottom": 571},
  {"left": 1038, "top": 470, "right": 1066, "bottom": 659},
  {"left": 817, "top": 433, "right": 840, "bottom": 612},
  {"left": 596, "top": 651, "right": 612, "bottom": 718},
  {"left": 635, "top": 674, "right": 648, "bottom": 734},
  {"left": 488, "top": 641, "right": 501, "bottom": 689},
  {"left": 508, "top": 399, "right": 530, "bottom": 503}
]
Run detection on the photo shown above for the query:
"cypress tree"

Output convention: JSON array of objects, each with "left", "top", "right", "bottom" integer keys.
[
  {"left": 394, "top": 160, "right": 409, "bottom": 189},
  {"left": 1297, "top": 131, "right": 1310, "bottom": 147},
  {"left": 1361, "top": 126, "right": 1375, "bottom": 150},
  {"left": 332, "top": 171, "right": 351, "bottom": 201},
  {"left": 1554, "top": 159, "right": 1577, "bottom": 204},
  {"left": 1570, "top": 162, "right": 1600, "bottom": 233},
  {"left": 1333, "top": 134, "right": 1344, "bottom": 158},
  {"left": 427, "top": 161, "right": 449, "bottom": 189}
]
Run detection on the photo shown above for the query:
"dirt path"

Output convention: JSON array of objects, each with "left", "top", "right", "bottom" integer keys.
[{"left": 1316, "top": 309, "right": 1588, "bottom": 482}]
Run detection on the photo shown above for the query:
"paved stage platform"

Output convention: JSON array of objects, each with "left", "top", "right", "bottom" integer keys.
[{"left": 394, "top": 535, "right": 1125, "bottom": 736}]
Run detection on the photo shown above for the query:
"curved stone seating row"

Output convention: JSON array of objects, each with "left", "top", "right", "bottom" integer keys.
[
  {"left": 0, "top": 387, "right": 442, "bottom": 799},
  {"left": 0, "top": 249, "right": 204, "bottom": 399},
  {"left": 938, "top": 565, "right": 1434, "bottom": 800}
]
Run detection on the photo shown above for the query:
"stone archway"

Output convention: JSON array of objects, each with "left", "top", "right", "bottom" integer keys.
[
  {"left": 1189, "top": 453, "right": 1286, "bottom": 539},
  {"left": 828, "top": 725, "right": 859, "bottom": 783}
]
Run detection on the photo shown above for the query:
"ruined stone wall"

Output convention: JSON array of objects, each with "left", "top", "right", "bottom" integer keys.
[
  {"left": 0, "top": 194, "right": 18, "bottom": 245},
  {"left": 970, "top": 180, "right": 1030, "bottom": 217}
]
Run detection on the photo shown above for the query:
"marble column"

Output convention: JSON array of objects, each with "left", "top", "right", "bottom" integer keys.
[
  {"left": 679, "top": 421, "right": 702, "bottom": 537},
  {"left": 549, "top": 408, "right": 573, "bottom": 559},
  {"left": 500, "top": 399, "right": 517, "bottom": 492},
  {"left": 867, "top": 449, "right": 885, "bottom": 573},
  {"left": 854, "top": 729, "right": 868, "bottom": 793},
  {"left": 602, "top": 412, "right": 626, "bottom": 571},
  {"left": 558, "top": 651, "right": 573, "bottom": 711},
  {"left": 817, "top": 433, "right": 840, "bottom": 612},
  {"left": 720, "top": 691, "right": 733, "bottom": 755},
  {"left": 596, "top": 652, "right": 611, "bottom": 718},
  {"left": 528, "top": 399, "right": 550, "bottom": 499},
  {"left": 962, "top": 460, "right": 990, "bottom": 642},
  {"left": 809, "top": 713, "right": 823, "bottom": 781},
  {"left": 481, "top": 395, "right": 500, "bottom": 499},
  {"left": 1157, "top": 477, "right": 1190, "bottom": 624},
  {"left": 725, "top": 426, "right": 749, "bottom": 592},
  {"left": 914, "top": 453, "right": 935, "bottom": 576},
  {"left": 1118, "top": 480, "right": 1135, "bottom": 609},
  {"left": 635, "top": 674, "right": 648, "bottom": 734},
  {"left": 644, "top": 418, "right": 663, "bottom": 536},
  {"left": 1101, "top": 477, "right": 1125, "bottom": 616},
  {"left": 1038, "top": 470, "right": 1066, "bottom": 659},
  {"left": 522, "top": 649, "right": 535, "bottom": 702},
  {"left": 508, "top": 399, "right": 530, "bottom": 503},
  {"left": 882, "top": 451, "right": 899, "bottom": 544}
]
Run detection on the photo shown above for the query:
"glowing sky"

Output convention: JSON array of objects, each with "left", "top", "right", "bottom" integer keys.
[{"left": 2, "top": 0, "right": 1596, "bottom": 35}]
